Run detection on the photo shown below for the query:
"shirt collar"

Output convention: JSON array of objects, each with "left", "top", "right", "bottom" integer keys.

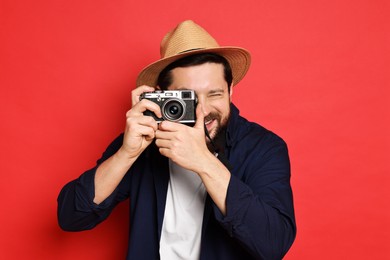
[{"left": 226, "top": 103, "right": 240, "bottom": 148}]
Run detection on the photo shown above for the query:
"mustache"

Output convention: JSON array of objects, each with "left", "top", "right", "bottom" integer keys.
[{"left": 204, "top": 113, "right": 221, "bottom": 122}]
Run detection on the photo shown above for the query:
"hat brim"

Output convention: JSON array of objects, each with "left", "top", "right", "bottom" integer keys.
[{"left": 136, "top": 47, "right": 251, "bottom": 87}]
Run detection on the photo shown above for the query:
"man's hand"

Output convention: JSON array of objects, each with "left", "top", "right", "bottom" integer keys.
[
  {"left": 155, "top": 104, "right": 211, "bottom": 172},
  {"left": 120, "top": 85, "right": 162, "bottom": 160},
  {"left": 94, "top": 85, "right": 161, "bottom": 204},
  {"left": 155, "top": 104, "right": 230, "bottom": 215}
]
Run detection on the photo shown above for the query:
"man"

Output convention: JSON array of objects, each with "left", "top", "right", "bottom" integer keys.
[{"left": 58, "top": 20, "right": 296, "bottom": 260}]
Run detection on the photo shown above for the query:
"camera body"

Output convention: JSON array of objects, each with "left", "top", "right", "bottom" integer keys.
[{"left": 139, "top": 90, "right": 197, "bottom": 124}]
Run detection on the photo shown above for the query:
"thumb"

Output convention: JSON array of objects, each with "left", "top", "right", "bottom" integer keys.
[{"left": 194, "top": 103, "right": 205, "bottom": 130}]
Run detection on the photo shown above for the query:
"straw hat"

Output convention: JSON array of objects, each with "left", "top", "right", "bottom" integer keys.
[{"left": 136, "top": 20, "right": 251, "bottom": 87}]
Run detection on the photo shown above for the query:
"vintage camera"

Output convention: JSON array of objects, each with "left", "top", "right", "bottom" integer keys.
[{"left": 139, "top": 90, "right": 197, "bottom": 124}]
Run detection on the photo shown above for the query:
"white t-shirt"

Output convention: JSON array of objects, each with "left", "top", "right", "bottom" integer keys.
[{"left": 159, "top": 160, "right": 207, "bottom": 260}]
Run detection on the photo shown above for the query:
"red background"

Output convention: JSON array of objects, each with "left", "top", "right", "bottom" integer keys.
[{"left": 1, "top": 0, "right": 389, "bottom": 259}]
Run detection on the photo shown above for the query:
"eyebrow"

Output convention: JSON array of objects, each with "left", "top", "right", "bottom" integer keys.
[
  {"left": 169, "top": 86, "right": 225, "bottom": 94},
  {"left": 173, "top": 87, "right": 190, "bottom": 90},
  {"left": 208, "top": 88, "right": 225, "bottom": 94}
]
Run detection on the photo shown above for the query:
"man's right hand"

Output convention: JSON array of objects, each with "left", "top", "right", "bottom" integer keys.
[
  {"left": 119, "top": 85, "right": 162, "bottom": 160},
  {"left": 93, "top": 85, "right": 162, "bottom": 204}
]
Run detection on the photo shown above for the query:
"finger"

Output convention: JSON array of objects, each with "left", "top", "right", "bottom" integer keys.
[
  {"left": 155, "top": 128, "right": 179, "bottom": 142},
  {"left": 140, "top": 99, "right": 163, "bottom": 118},
  {"left": 158, "top": 120, "right": 180, "bottom": 132},
  {"left": 130, "top": 99, "right": 162, "bottom": 118},
  {"left": 131, "top": 85, "right": 155, "bottom": 106},
  {"left": 158, "top": 147, "right": 172, "bottom": 159},
  {"left": 194, "top": 103, "right": 205, "bottom": 130},
  {"left": 141, "top": 126, "right": 157, "bottom": 140},
  {"left": 155, "top": 129, "right": 170, "bottom": 140},
  {"left": 126, "top": 115, "right": 159, "bottom": 135},
  {"left": 137, "top": 115, "right": 159, "bottom": 131},
  {"left": 155, "top": 138, "right": 171, "bottom": 149},
  {"left": 126, "top": 123, "right": 156, "bottom": 141}
]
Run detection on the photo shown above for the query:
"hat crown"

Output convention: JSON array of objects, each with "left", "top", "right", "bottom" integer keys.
[
  {"left": 136, "top": 20, "right": 251, "bottom": 88},
  {"left": 160, "top": 20, "right": 220, "bottom": 58}
]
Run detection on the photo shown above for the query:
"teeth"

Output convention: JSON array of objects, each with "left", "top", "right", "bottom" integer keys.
[{"left": 205, "top": 119, "right": 213, "bottom": 125}]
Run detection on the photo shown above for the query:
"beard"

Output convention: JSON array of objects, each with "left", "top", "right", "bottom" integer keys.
[{"left": 205, "top": 110, "right": 230, "bottom": 153}]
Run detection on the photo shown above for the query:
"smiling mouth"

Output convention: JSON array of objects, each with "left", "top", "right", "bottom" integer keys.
[
  {"left": 205, "top": 119, "right": 213, "bottom": 125},
  {"left": 205, "top": 118, "right": 215, "bottom": 132}
]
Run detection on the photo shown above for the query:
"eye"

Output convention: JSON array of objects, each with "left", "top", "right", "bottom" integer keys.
[{"left": 208, "top": 92, "right": 224, "bottom": 98}]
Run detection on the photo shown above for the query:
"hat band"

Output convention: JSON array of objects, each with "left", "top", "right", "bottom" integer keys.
[{"left": 178, "top": 48, "right": 204, "bottom": 54}]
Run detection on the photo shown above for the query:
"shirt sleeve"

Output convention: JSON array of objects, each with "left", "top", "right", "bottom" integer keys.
[
  {"left": 57, "top": 134, "right": 129, "bottom": 231},
  {"left": 213, "top": 132, "right": 296, "bottom": 260}
]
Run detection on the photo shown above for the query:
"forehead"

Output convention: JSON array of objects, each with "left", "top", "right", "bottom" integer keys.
[{"left": 168, "top": 63, "right": 227, "bottom": 91}]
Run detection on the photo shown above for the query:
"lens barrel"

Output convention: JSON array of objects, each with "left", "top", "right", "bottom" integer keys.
[{"left": 162, "top": 98, "right": 186, "bottom": 121}]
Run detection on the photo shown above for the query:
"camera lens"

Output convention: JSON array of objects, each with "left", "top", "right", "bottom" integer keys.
[
  {"left": 162, "top": 99, "right": 186, "bottom": 122},
  {"left": 169, "top": 105, "right": 180, "bottom": 115}
]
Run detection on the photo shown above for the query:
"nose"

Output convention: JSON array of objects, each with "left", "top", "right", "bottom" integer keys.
[{"left": 197, "top": 97, "right": 211, "bottom": 116}]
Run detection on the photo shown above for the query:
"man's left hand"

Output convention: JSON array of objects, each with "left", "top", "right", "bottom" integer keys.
[{"left": 155, "top": 104, "right": 212, "bottom": 172}]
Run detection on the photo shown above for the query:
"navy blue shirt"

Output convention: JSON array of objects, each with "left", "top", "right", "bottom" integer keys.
[{"left": 58, "top": 104, "right": 296, "bottom": 260}]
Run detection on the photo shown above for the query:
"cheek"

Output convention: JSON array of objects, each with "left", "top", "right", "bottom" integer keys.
[
  {"left": 213, "top": 104, "right": 230, "bottom": 126},
  {"left": 219, "top": 100, "right": 231, "bottom": 116},
  {"left": 205, "top": 97, "right": 231, "bottom": 117}
]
